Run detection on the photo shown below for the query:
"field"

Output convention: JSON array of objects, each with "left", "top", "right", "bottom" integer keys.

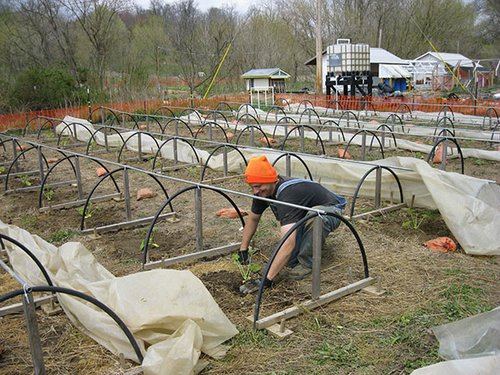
[{"left": 0, "top": 102, "right": 499, "bottom": 374}]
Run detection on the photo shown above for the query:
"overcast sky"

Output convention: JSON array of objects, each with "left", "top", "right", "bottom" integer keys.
[{"left": 134, "top": 0, "right": 254, "bottom": 14}]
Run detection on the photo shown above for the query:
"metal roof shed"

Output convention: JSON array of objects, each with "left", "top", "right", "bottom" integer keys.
[
  {"left": 379, "top": 64, "right": 412, "bottom": 79},
  {"left": 370, "top": 48, "right": 407, "bottom": 65},
  {"left": 414, "top": 52, "right": 477, "bottom": 69},
  {"left": 241, "top": 68, "right": 291, "bottom": 93},
  {"left": 412, "top": 52, "right": 482, "bottom": 89}
]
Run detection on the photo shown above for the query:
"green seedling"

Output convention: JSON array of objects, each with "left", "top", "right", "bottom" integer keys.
[
  {"left": 43, "top": 129, "right": 55, "bottom": 139},
  {"left": 77, "top": 202, "right": 98, "bottom": 219},
  {"left": 231, "top": 249, "right": 261, "bottom": 282},
  {"left": 18, "top": 174, "right": 32, "bottom": 187},
  {"left": 473, "top": 158, "right": 485, "bottom": 166},
  {"left": 50, "top": 229, "right": 74, "bottom": 244},
  {"left": 140, "top": 229, "right": 159, "bottom": 252},
  {"left": 43, "top": 186, "right": 54, "bottom": 201},
  {"left": 20, "top": 214, "right": 37, "bottom": 229},
  {"left": 0, "top": 166, "right": 5, "bottom": 174},
  {"left": 232, "top": 327, "right": 271, "bottom": 346},
  {"left": 313, "top": 341, "right": 359, "bottom": 366},
  {"left": 402, "top": 208, "right": 432, "bottom": 230},
  {"left": 186, "top": 166, "right": 199, "bottom": 179}
]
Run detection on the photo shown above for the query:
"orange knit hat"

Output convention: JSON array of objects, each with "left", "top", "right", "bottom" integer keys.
[{"left": 245, "top": 156, "right": 278, "bottom": 184}]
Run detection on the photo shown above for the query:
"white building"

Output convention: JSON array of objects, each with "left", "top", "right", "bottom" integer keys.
[{"left": 241, "top": 68, "right": 291, "bottom": 93}]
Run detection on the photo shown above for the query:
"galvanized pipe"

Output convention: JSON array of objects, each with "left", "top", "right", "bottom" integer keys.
[
  {"left": 312, "top": 215, "right": 322, "bottom": 299},
  {"left": 194, "top": 187, "right": 203, "bottom": 252},
  {"left": 75, "top": 156, "right": 84, "bottom": 200},
  {"left": 123, "top": 168, "right": 132, "bottom": 220}
]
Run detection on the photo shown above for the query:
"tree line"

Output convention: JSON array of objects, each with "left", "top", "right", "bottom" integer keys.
[{"left": 0, "top": 0, "right": 497, "bottom": 112}]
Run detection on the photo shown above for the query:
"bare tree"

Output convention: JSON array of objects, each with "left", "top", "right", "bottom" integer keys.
[
  {"left": 474, "top": 0, "right": 500, "bottom": 58},
  {"left": 128, "top": 15, "right": 169, "bottom": 95},
  {"left": 57, "top": 0, "right": 130, "bottom": 90},
  {"left": 234, "top": 2, "right": 311, "bottom": 85},
  {"left": 1, "top": 0, "right": 58, "bottom": 69},
  {"left": 163, "top": 0, "right": 238, "bottom": 100},
  {"left": 38, "top": 0, "right": 82, "bottom": 82}
]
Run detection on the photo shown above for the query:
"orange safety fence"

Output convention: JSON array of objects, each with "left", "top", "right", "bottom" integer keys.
[
  {"left": 0, "top": 94, "right": 249, "bottom": 132},
  {"left": 277, "top": 94, "right": 500, "bottom": 116},
  {"left": 0, "top": 106, "right": 89, "bottom": 132},
  {"left": 1, "top": 93, "right": 498, "bottom": 132}
]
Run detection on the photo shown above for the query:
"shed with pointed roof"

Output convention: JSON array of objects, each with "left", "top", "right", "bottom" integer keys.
[
  {"left": 241, "top": 68, "right": 291, "bottom": 93},
  {"left": 411, "top": 51, "right": 481, "bottom": 90}
]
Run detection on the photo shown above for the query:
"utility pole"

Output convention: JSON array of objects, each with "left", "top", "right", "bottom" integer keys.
[{"left": 315, "top": 0, "right": 322, "bottom": 94}]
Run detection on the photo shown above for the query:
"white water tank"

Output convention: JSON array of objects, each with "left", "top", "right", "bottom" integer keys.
[{"left": 327, "top": 39, "right": 370, "bottom": 74}]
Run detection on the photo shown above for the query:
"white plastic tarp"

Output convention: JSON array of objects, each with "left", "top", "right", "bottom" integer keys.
[
  {"left": 410, "top": 354, "right": 500, "bottom": 375},
  {"left": 380, "top": 157, "right": 500, "bottom": 255},
  {"left": 411, "top": 307, "right": 500, "bottom": 375},
  {"left": 432, "top": 307, "right": 500, "bottom": 360},
  {"left": 0, "top": 220, "right": 238, "bottom": 375}
]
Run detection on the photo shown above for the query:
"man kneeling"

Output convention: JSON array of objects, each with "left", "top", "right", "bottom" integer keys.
[{"left": 238, "top": 156, "right": 346, "bottom": 292}]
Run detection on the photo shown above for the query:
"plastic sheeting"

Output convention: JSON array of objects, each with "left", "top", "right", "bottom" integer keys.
[
  {"left": 410, "top": 307, "right": 500, "bottom": 375},
  {"left": 380, "top": 157, "right": 500, "bottom": 256},
  {"left": 432, "top": 307, "right": 500, "bottom": 360},
  {"left": 410, "top": 354, "right": 500, "bottom": 375},
  {"left": 0, "top": 219, "right": 238, "bottom": 375},
  {"left": 259, "top": 122, "right": 500, "bottom": 162}
]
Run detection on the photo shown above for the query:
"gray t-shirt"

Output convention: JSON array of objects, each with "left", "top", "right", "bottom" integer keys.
[{"left": 251, "top": 176, "right": 345, "bottom": 225}]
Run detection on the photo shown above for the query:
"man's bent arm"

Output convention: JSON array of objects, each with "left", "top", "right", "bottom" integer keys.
[
  {"left": 267, "top": 223, "right": 296, "bottom": 280},
  {"left": 240, "top": 211, "right": 261, "bottom": 250}
]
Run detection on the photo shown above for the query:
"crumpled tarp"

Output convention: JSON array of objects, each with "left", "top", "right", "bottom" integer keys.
[
  {"left": 387, "top": 157, "right": 500, "bottom": 255},
  {"left": 0, "top": 219, "right": 238, "bottom": 374},
  {"left": 410, "top": 307, "right": 500, "bottom": 374},
  {"left": 432, "top": 307, "right": 500, "bottom": 360},
  {"left": 410, "top": 354, "right": 500, "bottom": 375}
]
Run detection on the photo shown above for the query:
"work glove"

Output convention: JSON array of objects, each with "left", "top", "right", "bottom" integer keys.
[
  {"left": 239, "top": 277, "right": 273, "bottom": 294},
  {"left": 237, "top": 250, "right": 250, "bottom": 265}
]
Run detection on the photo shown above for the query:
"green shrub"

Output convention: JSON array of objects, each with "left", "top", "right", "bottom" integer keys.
[{"left": 10, "top": 67, "right": 85, "bottom": 110}]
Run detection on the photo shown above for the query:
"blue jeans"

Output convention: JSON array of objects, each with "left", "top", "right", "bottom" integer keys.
[{"left": 288, "top": 205, "right": 342, "bottom": 269}]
